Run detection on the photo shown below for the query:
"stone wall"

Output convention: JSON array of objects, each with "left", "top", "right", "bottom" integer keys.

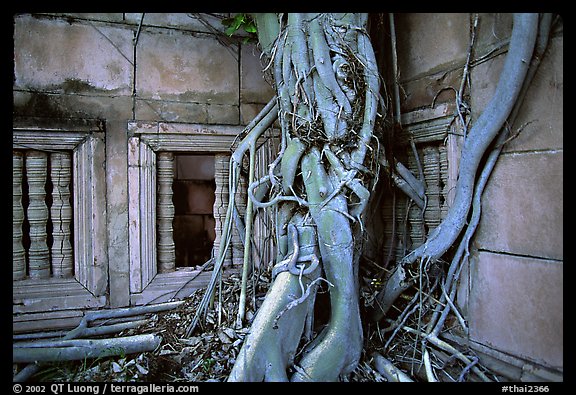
[
  {"left": 13, "top": 13, "right": 275, "bottom": 308},
  {"left": 395, "top": 13, "right": 563, "bottom": 377},
  {"left": 14, "top": 13, "right": 275, "bottom": 124},
  {"left": 467, "top": 14, "right": 563, "bottom": 375}
]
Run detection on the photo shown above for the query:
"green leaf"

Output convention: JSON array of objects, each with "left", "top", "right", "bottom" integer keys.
[
  {"left": 225, "top": 26, "right": 237, "bottom": 36},
  {"left": 221, "top": 14, "right": 257, "bottom": 38},
  {"left": 231, "top": 14, "right": 245, "bottom": 30},
  {"left": 243, "top": 21, "right": 257, "bottom": 33}
]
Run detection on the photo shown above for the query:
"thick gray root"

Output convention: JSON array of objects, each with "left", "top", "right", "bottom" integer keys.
[
  {"left": 229, "top": 215, "right": 320, "bottom": 382},
  {"left": 228, "top": 270, "right": 319, "bottom": 382},
  {"left": 290, "top": 149, "right": 363, "bottom": 381},
  {"left": 229, "top": 13, "right": 375, "bottom": 382}
]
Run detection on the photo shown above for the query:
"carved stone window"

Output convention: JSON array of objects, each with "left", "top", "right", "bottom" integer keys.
[
  {"left": 127, "top": 122, "right": 276, "bottom": 306},
  {"left": 13, "top": 120, "right": 108, "bottom": 333},
  {"left": 379, "top": 103, "right": 463, "bottom": 263}
]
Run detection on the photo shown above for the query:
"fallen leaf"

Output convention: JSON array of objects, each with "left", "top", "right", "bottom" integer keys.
[
  {"left": 217, "top": 330, "right": 232, "bottom": 344},
  {"left": 222, "top": 328, "right": 236, "bottom": 339},
  {"left": 135, "top": 363, "right": 149, "bottom": 375}
]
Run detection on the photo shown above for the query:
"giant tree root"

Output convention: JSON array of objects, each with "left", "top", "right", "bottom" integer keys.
[
  {"left": 228, "top": 270, "right": 320, "bottom": 381},
  {"left": 229, "top": 214, "right": 322, "bottom": 382},
  {"left": 227, "top": 13, "right": 378, "bottom": 382},
  {"left": 289, "top": 148, "right": 363, "bottom": 382},
  {"left": 402, "top": 13, "right": 539, "bottom": 265}
]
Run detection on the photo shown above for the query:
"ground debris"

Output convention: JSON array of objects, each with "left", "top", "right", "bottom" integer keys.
[
  {"left": 22, "top": 260, "right": 486, "bottom": 382},
  {"left": 141, "top": 272, "right": 258, "bottom": 381},
  {"left": 25, "top": 271, "right": 263, "bottom": 382}
]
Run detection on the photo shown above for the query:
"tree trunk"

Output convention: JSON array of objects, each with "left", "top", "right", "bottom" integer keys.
[{"left": 228, "top": 13, "right": 380, "bottom": 382}]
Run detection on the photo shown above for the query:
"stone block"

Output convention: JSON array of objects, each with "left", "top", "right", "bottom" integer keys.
[
  {"left": 240, "top": 102, "right": 266, "bottom": 125},
  {"left": 455, "top": 258, "right": 470, "bottom": 317},
  {"left": 206, "top": 104, "right": 239, "bottom": 125},
  {"left": 396, "top": 13, "right": 470, "bottom": 80},
  {"left": 175, "top": 155, "right": 215, "bottom": 181},
  {"left": 470, "top": 51, "right": 505, "bottom": 116},
  {"left": 459, "top": 15, "right": 513, "bottom": 116},
  {"left": 240, "top": 43, "right": 275, "bottom": 104},
  {"left": 125, "top": 13, "right": 230, "bottom": 34},
  {"left": 13, "top": 91, "right": 133, "bottom": 121},
  {"left": 400, "top": 67, "right": 463, "bottom": 112},
  {"left": 14, "top": 15, "right": 133, "bottom": 95},
  {"left": 469, "top": 251, "right": 563, "bottom": 369},
  {"left": 136, "top": 28, "right": 239, "bottom": 105},
  {"left": 471, "top": 36, "right": 562, "bottom": 153},
  {"left": 475, "top": 13, "right": 513, "bottom": 54},
  {"left": 106, "top": 120, "right": 131, "bottom": 307},
  {"left": 135, "top": 98, "right": 208, "bottom": 123},
  {"left": 503, "top": 35, "right": 563, "bottom": 153},
  {"left": 474, "top": 151, "right": 563, "bottom": 261},
  {"left": 44, "top": 13, "right": 126, "bottom": 23}
]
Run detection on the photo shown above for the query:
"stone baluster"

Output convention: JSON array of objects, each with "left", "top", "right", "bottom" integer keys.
[
  {"left": 213, "top": 154, "right": 232, "bottom": 266},
  {"left": 13, "top": 151, "right": 26, "bottom": 280},
  {"left": 157, "top": 152, "right": 176, "bottom": 273},
  {"left": 26, "top": 150, "right": 50, "bottom": 279},
  {"left": 50, "top": 152, "right": 73, "bottom": 278}
]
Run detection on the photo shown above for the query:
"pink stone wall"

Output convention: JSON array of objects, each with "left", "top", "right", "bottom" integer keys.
[
  {"left": 468, "top": 252, "right": 563, "bottom": 368},
  {"left": 467, "top": 28, "right": 563, "bottom": 373},
  {"left": 396, "top": 13, "right": 563, "bottom": 375},
  {"left": 13, "top": 13, "right": 275, "bottom": 307},
  {"left": 13, "top": 13, "right": 275, "bottom": 124}
]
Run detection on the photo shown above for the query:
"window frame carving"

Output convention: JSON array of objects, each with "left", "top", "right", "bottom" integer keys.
[
  {"left": 13, "top": 120, "right": 108, "bottom": 325},
  {"left": 127, "top": 122, "right": 250, "bottom": 305}
]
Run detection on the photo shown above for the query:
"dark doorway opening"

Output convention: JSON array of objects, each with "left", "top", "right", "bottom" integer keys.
[{"left": 172, "top": 154, "right": 216, "bottom": 268}]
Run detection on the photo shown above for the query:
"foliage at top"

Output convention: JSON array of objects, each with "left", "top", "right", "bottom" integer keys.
[{"left": 221, "top": 14, "right": 258, "bottom": 44}]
